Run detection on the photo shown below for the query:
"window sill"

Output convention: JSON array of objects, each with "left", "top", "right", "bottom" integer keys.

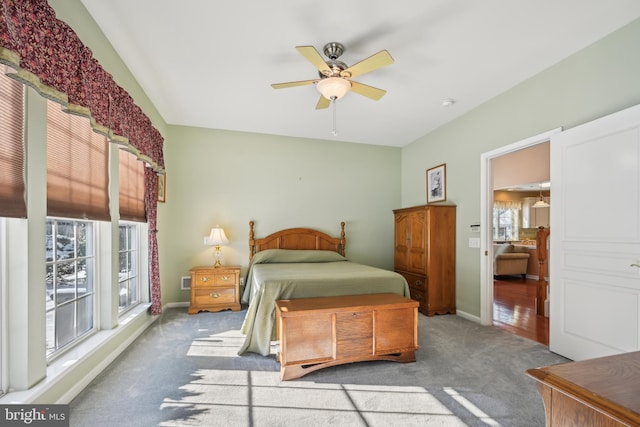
[{"left": 0, "top": 303, "right": 155, "bottom": 404}]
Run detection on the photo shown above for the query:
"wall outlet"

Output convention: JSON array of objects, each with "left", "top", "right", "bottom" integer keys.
[{"left": 240, "top": 277, "right": 245, "bottom": 287}]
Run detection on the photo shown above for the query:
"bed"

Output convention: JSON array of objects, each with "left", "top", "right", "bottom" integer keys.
[{"left": 238, "top": 221, "right": 411, "bottom": 356}]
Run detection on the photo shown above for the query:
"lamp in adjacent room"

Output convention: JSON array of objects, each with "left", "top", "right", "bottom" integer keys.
[
  {"left": 532, "top": 183, "right": 550, "bottom": 208},
  {"left": 204, "top": 225, "right": 229, "bottom": 267}
]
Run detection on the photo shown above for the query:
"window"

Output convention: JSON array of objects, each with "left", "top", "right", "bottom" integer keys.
[
  {"left": 46, "top": 219, "right": 96, "bottom": 357},
  {"left": 46, "top": 99, "right": 109, "bottom": 358},
  {"left": 118, "top": 223, "right": 139, "bottom": 312},
  {"left": 118, "top": 149, "right": 145, "bottom": 313},
  {"left": 0, "top": 66, "right": 25, "bottom": 394},
  {"left": 493, "top": 201, "right": 521, "bottom": 241}
]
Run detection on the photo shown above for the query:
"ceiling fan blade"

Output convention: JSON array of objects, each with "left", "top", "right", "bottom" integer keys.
[
  {"left": 342, "top": 50, "right": 394, "bottom": 78},
  {"left": 315, "top": 95, "right": 331, "bottom": 109},
  {"left": 271, "top": 80, "right": 317, "bottom": 89},
  {"left": 350, "top": 81, "right": 387, "bottom": 101},
  {"left": 296, "top": 45, "right": 331, "bottom": 74}
]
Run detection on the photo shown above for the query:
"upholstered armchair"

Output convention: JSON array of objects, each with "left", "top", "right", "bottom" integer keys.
[{"left": 493, "top": 243, "right": 530, "bottom": 279}]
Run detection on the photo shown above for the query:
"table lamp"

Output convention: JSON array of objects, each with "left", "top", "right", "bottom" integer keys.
[{"left": 204, "top": 225, "right": 229, "bottom": 267}]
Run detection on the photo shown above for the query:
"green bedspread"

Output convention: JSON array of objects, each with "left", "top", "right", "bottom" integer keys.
[{"left": 238, "top": 249, "right": 410, "bottom": 356}]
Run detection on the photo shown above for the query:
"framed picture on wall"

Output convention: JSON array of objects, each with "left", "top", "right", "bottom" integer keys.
[
  {"left": 158, "top": 173, "right": 166, "bottom": 203},
  {"left": 426, "top": 163, "right": 446, "bottom": 203}
]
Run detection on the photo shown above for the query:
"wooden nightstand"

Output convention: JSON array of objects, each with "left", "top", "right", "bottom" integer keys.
[{"left": 188, "top": 265, "right": 241, "bottom": 314}]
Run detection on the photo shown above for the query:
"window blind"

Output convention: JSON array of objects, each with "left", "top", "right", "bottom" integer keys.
[
  {"left": 47, "top": 100, "right": 110, "bottom": 221},
  {"left": 0, "top": 65, "right": 26, "bottom": 218},
  {"left": 119, "top": 149, "right": 146, "bottom": 222}
]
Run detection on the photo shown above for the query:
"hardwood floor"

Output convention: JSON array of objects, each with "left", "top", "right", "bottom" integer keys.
[{"left": 493, "top": 276, "right": 549, "bottom": 346}]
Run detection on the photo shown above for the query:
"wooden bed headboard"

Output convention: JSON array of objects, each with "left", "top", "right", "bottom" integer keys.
[{"left": 248, "top": 221, "right": 346, "bottom": 261}]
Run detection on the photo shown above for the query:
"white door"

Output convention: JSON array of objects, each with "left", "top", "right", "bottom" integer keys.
[{"left": 550, "top": 104, "right": 640, "bottom": 361}]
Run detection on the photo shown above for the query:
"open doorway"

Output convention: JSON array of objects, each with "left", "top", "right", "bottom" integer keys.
[{"left": 479, "top": 128, "right": 560, "bottom": 345}]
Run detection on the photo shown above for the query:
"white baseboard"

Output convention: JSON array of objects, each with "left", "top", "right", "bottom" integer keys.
[
  {"left": 165, "top": 301, "right": 189, "bottom": 309},
  {"left": 455, "top": 310, "right": 480, "bottom": 324}
]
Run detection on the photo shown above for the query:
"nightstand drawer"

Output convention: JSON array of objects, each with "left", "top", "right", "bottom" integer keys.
[
  {"left": 189, "top": 265, "right": 241, "bottom": 314},
  {"left": 193, "top": 272, "right": 238, "bottom": 287},
  {"left": 193, "top": 287, "right": 236, "bottom": 306}
]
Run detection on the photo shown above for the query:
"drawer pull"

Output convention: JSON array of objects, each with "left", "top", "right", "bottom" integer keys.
[
  {"left": 200, "top": 277, "right": 209, "bottom": 282},
  {"left": 210, "top": 292, "right": 220, "bottom": 298},
  {"left": 221, "top": 276, "right": 230, "bottom": 281},
  {"left": 415, "top": 280, "right": 423, "bottom": 286}
]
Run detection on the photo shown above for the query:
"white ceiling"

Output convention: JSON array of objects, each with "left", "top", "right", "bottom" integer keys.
[{"left": 81, "top": 0, "right": 640, "bottom": 147}]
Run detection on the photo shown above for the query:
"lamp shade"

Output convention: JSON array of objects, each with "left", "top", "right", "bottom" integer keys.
[
  {"left": 316, "top": 77, "right": 351, "bottom": 100},
  {"left": 532, "top": 199, "right": 550, "bottom": 208},
  {"left": 205, "top": 225, "right": 229, "bottom": 246},
  {"left": 533, "top": 184, "right": 550, "bottom": 208}
]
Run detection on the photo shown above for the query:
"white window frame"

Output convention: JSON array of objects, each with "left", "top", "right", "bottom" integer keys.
[
  {"left": 493, "top": 201, "right": 521, "bottom": 242},
  {"left": 45, "top": 218, "right": 98, "bottom": 359},
  {"left": 118, "top": 222, "right": 140, "bottom": 313},
  {"left": 118, "top": 221, "right": 150, "bottom": 319}
]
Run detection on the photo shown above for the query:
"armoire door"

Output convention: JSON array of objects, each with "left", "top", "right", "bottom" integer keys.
[
  {"left": 394, "top": 212, "right": 412, "bottom": 272},
  {"left": 550, "top": 103, "right": 640, "bottom": 361},
  {"left": 394, "top": 209, "right": 425, "bottom": 274}
]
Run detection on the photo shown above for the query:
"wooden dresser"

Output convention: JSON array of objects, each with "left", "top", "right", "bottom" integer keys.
[
  {"left": 393, "top": 204, "right": 456, "bottom": 316},
  {"left": 188, "top": 265, "right": 241, "bottom": 314},
  {"left": 275, "top": 293, "right": 418, "bottom": 380},
  {"left": 527, "top": 351, "right": 640, "bottom": 426}
]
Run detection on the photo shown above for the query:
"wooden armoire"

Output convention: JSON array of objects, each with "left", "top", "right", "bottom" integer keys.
[{"left": 393, "top": 204, "right": 456, "bottom": 316}]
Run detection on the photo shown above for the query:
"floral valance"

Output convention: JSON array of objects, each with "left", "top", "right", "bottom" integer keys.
[{"left": 0, "top": 0, "right": 164, "bottom": 171}]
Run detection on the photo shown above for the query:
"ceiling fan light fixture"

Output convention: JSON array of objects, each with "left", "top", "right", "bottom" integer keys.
[{"left": 316, "top": 77, "right": 351, "bottom": 100}]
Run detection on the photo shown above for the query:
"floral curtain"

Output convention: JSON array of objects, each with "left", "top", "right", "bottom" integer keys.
[
  {"left": 0, "top": 0, "right": 164, "bottom": 313},
  {"left": 144, "top": 168, "right": 161, "bottom": 315}
]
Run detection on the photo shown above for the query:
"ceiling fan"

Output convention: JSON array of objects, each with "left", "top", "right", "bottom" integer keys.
[{"left": 271, "top": 42, "right": 394, "bottom": 109}]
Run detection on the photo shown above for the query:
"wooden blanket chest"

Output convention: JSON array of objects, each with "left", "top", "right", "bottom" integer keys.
[{"left": 275, "top": 293, "right": 419, "bottom": 380}]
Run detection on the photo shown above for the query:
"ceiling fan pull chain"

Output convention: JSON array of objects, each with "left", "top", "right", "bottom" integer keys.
[{"left": 332, "top": 97, "right": 338, "bottom": 136}]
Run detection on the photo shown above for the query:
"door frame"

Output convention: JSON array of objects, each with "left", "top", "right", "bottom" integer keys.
[{"left": 479, "top": 128, "right": 561, "bottom": 326}]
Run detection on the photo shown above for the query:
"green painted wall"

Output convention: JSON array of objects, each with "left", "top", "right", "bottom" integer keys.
[
  {"left": 159, "top": 126, "right": 402, "bottom": 304},
  {"left": 400, "top": 18, "right": 640, "bottom": 317}
]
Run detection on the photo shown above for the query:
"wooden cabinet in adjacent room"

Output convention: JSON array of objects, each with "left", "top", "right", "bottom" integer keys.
[{"left": 393, "top": 204, "right": 456, "bottom": 316}]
